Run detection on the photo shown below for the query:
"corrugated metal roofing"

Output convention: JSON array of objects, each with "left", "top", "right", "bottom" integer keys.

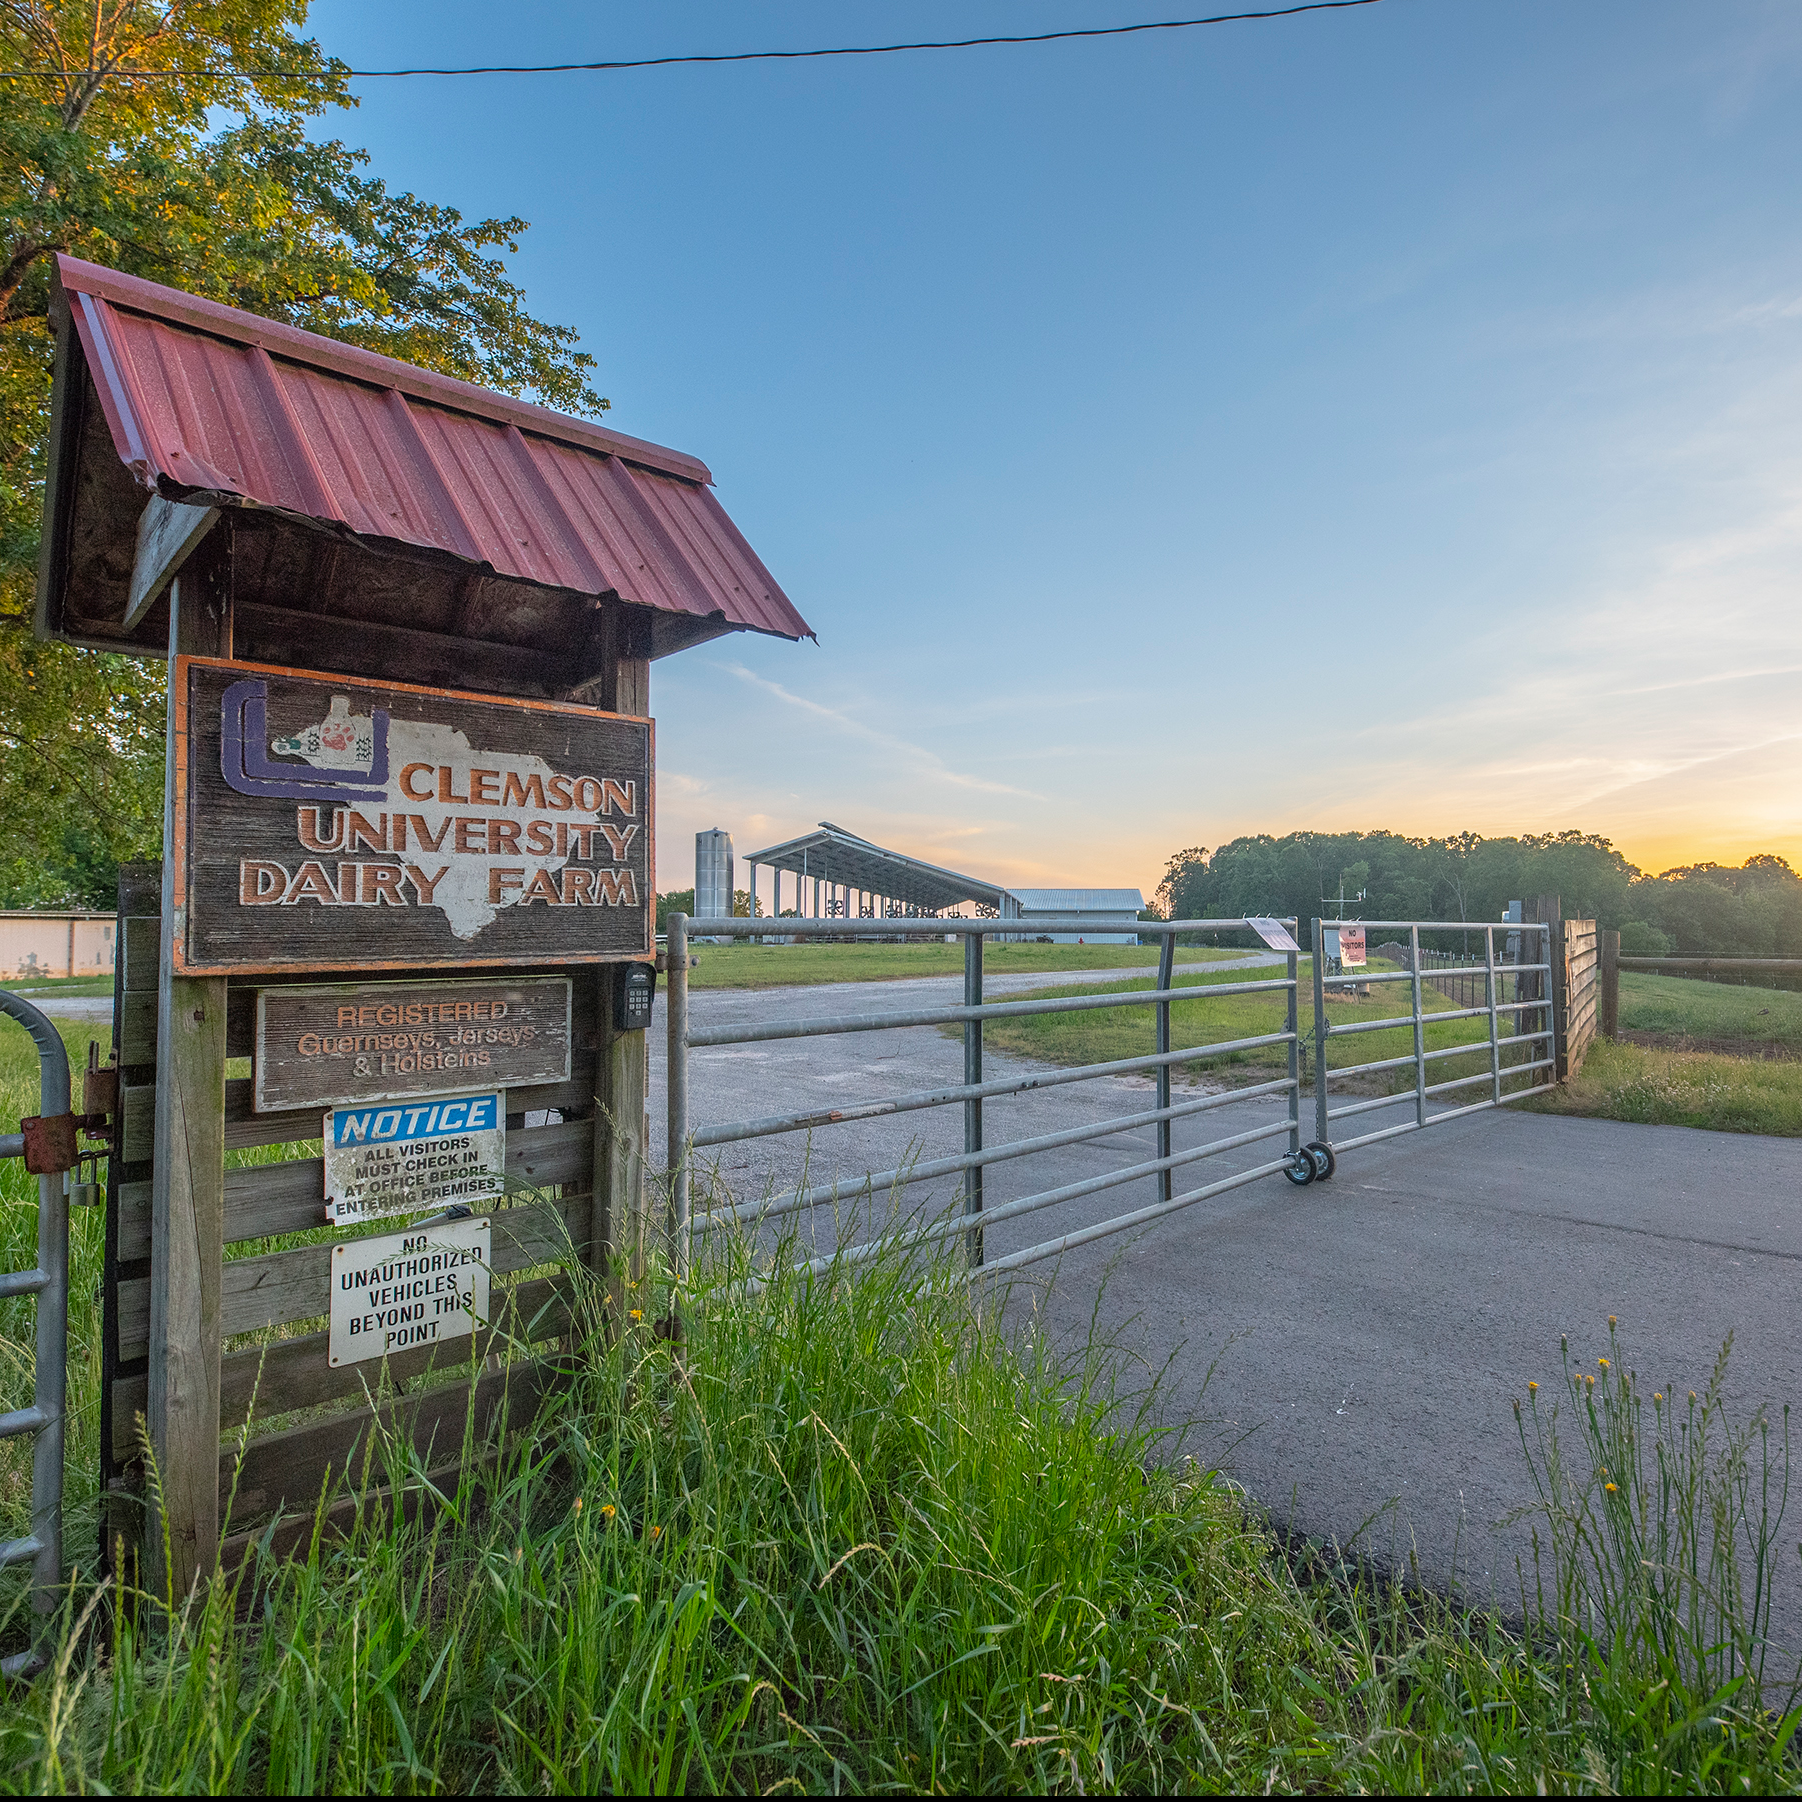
[
  {"left": 53, "top": 255, "right": 812, "bottom": 644},
  {"left": 743, "top": 822, "right": 1011, "bottom": 914},
  {"left": 1010, "top": 890, "right": 1146, "bottom": 912}
]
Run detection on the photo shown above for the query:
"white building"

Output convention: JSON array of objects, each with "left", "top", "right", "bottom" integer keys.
[
  {"left": 1009, "top": 889, "right": 1145, "bottom": 945},
  {"left": 0, "top": 912, "right": 116, "bottom": 981}
]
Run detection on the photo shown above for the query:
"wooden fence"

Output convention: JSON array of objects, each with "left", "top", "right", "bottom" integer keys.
[
  {"left": 1562, "top": 918, "right": 1599, "bottom": 1078},
  {"left": 102, "top": 862, "right": 651, "bottom": 1581}
]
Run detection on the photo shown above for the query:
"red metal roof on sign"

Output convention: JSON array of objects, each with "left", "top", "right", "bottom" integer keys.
[{"left": 53, "top": 255, "right": 812, "bottom": 643}]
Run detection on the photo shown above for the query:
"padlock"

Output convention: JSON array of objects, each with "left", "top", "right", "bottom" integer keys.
[{"left": 70, "top": 1149, "right": 102, "bottom": 1208}]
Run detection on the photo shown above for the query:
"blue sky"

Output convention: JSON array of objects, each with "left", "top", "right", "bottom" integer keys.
[{"left": 310, "top": 0, "right": 1802, "bottom": 897}]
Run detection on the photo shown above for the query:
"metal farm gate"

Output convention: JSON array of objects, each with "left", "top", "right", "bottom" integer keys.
[{"left": 661, "top": 911, "right": 1563, "bottom": 1287}]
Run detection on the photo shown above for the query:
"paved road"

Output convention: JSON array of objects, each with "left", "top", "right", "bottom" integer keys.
[{"left": 652, "top": 969, "right": 1802, "bottom": 1640}]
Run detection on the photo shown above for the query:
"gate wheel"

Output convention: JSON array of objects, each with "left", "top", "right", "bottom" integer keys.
[
  {"left": 1284, "top": 1149, "right": 1317, "bottom": 1186},
  {"left": 1305, "top": 1140, "right": 1337, "bottom": 1182}
]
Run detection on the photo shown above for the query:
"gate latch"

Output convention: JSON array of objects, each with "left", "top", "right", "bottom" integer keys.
[
  {"left": 19, "top": 1114, "right": 78, "bottom": 1175},
  {"left": 84, "top": 1041, "right": 119, "bottom": 1122}
]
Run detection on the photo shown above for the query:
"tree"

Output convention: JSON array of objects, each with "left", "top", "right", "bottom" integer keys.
[{"left": 0, "top": 0, "right": 606, "bottom": 904}]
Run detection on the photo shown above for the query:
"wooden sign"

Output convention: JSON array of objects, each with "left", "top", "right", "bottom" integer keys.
[
  {"left": 172, "top": 657, "right": 653, "bottom": 973},
  {"left": 254, "top": 976, "right": 572, "bottom": 1112},
  {"left": 329, "top": 1217, "right": 491, "bottom": 1367},
  {"left": 323, "top": 1091, "right": 506, "bottom": 1227}
]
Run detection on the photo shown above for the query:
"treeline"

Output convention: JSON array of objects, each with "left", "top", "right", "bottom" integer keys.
[{"left": 1155, "top": 831, "right": 1802, "bottom": 957}]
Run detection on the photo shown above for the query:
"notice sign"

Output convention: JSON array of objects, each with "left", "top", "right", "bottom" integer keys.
[
  {"left": 324, "top": 1091, "right": 505, "bottom": 1227},
  {"left": 171, "top": 657, "right": 653, "bottom": 973},
  {"left": 330, "top": 1215, "right": 491, "bottom": 1367},
  {"left": 1339, "top": 925, "right": 1367, "bottom": 968},
  {"left": 1243, "top": 917, "right": 1302, "bottom": 953},
  {"left": 254, "top": 975, "right": 571, "bottom": 1112}
]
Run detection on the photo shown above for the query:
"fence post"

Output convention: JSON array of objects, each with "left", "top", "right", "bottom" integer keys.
[
  {"left": 1535, "top": 893, "right": 1565, "bottom": 1080},
  {"left": 1311, "top": 919, "right": 1330, "bottom": 1145},
  {"left": 1409, "top": 924, "right": 1426, "bottom": 1127},
  {"left": 963, "top": 930, "right": 984, "bottom": 1266},
  {"left": 1156, "top": 930, "right": 1175, "bottom": 1200},
  {"left": 149, "top": 559, "right": 230, "bottom": 1604},
  {"left": 666, "top": 914, "right": 690, "bottom": 1292},
  {"left": 1485, "top": 924, "right": 1501, "bottom": 1105},
  {"left": 1600, "top": 929, "right": 1620, "bottom": 1041},
  {"left": 1285, "top": 939, "right": 1300, "bottom": 1158}
]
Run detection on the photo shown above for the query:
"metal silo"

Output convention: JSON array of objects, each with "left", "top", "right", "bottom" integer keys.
[{"left": 695, "top": 828, "right": 735, "bottom": 939}]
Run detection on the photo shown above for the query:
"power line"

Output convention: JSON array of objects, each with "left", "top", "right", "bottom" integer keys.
[{"left": 0, "top": 1, "right": 1387, "bottom": 81}]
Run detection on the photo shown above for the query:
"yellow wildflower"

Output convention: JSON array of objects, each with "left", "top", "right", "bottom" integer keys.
[
  {"left": 600, "top": 1504, "right": 616, "bottom": 1522},
  {"left": 629, "top": 1308, "right": 644, "bottom": 1321},
  {"left": 649, "top": 1525, "right": 662, "bottom": 1540},
  {"left": 1529, "top": 1381, "right": 1538, "bottom": 1393},
  {"left": 1608, "top": 1315, "right": 1616, "bottom": 1329},
  {"left": 1605, "top": 1482, "right": 1618, "bottom": 1494},
  {"left": 1599, "top": 1357, "right": 1609, "bottom": 1369},
  {"left": 573, "top": 1498, "right": 583, "bottom": 1515}
]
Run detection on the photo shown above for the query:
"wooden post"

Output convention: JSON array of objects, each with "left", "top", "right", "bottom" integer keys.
[
  {"left": 1529, "top": 893, "right": 1565, "bottom": 1081},
  {"left": 148, "top": 533, "right": 231, "bottom": 1600},
  {"left": 588, "top": 614, "right": 653, "bottom": 1313},
  {"left": 1600, "top": 929, "right": 1620, "bottom": 1041}
]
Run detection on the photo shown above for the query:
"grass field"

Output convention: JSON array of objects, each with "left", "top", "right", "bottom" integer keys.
[
  {"left": 682, "top": 939, "right": 1241, "bottom": 988},
  {"left": 1621, "top": 970, "right": 1802, "bottom": 1048},
  {"left": 0, "top": 977, "right": 113, "bottom": 999},
  {"left": 964, "top": 958, "right": 1517, "bottom": 1093}
]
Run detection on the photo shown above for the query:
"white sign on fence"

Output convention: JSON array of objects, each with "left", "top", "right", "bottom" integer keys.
[
  {"left": 323, "top": 1090, "right": 505, "bottom": 1226},
  {"left": 1243, "top": 916, "right": 1301, "bottom": 953},
  {"left": 329, "top": 1216, "right": 492, "bottom": 1367}
]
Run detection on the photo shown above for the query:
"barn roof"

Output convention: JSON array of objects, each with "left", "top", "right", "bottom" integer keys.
[
  {"left": 743, "top": 822, "right": 1013, "bottom": 916},
  {"left": 36, "top": 255, "right": 812, "bottom": 675}
]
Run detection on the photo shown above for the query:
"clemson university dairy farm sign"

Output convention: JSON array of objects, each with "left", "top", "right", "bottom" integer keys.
[{"left": 171, "top": 658, "right": 653, "bottom": 973}]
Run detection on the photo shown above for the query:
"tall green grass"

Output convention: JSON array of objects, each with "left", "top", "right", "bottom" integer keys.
[{"left": 0, "top": 1205, "right": 1795, "bottom": 1793}]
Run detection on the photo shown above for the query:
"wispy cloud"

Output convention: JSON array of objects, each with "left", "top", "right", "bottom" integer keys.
[{"left": 715, "top": 663, "right": 1041, "bottom": 799}]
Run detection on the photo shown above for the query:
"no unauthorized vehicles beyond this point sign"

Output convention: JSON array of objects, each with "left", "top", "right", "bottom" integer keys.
[
  {"left": 330, "top": 1216, "right": 492, "bottom": 1368},
  {"left": 324, "top": 1090, "right": 505, "bottom": 1227}
]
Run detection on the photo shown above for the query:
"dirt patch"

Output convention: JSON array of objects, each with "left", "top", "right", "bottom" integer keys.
[{"left": 1620, "top": 1030, "right": 1802, "bottom": 1062}]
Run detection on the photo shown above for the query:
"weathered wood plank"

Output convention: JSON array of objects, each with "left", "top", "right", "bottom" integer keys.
[
  {"left": 507, "top": 1077, "right": 596, "bottom": 1122},
  {"left": 121, "top": 1084, "right": 155, "bottom": 1162},
  {"left": 112, "top": 1274, "right": 572, "bottom": 1457},
  {"left": 149, "top": 553, "right": 231, "bottom": 1600},
  {"left": 122, "top": 917, "right": 160, "bottom": 994},
  {"left": 234, "top": 601, "right": 573, "bottom": 701},
  {"left": 223, "top": 1360, "right": 548, "bottom": 1526},
  {"left": 117, "top": 1117, "right": 590, "bottom": 1260},
  {"left": 119, "top": 1192, "right": 590, "bottom": 1357},
  {"left": 126, "top": 496, "right": 219, "bottom": 630},
  {"left": 118, "top": 990, "right": 158, "bottom": 1064},
  {"left": 136, "top": 1075, "right": 598, "bottom": 1160}
]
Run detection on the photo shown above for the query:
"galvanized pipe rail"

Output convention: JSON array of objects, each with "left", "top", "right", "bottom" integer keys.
[
  {"left": 1311, "top": 918, "right": 1556, "bottom": 1155},
  {"left": 666, "top": 913, "right": 1311, "bottom": 1281},
  {"left": 0, "top": 990, "right": 72, "bottom": 1667}
]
